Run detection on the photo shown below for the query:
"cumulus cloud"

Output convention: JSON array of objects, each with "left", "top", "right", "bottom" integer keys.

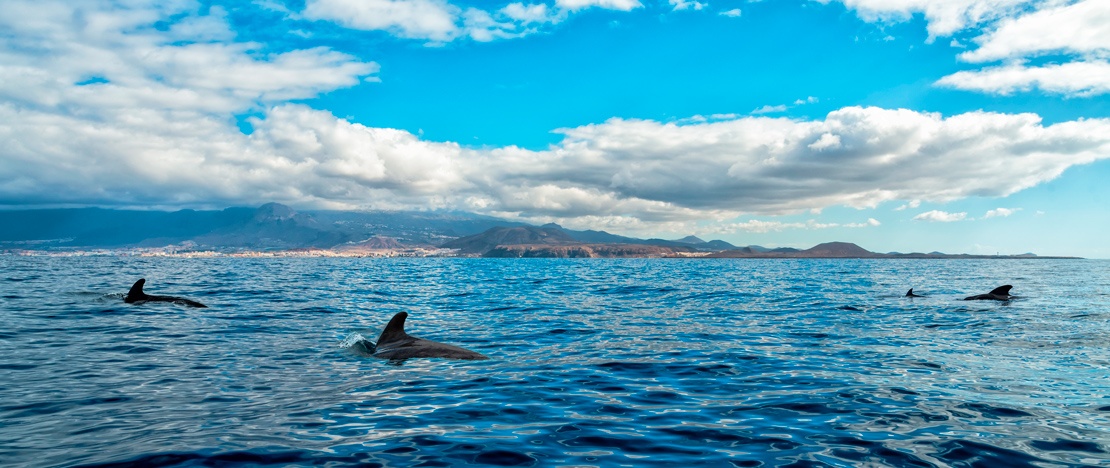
[
  {"left": 752, "top": 104, "right": 788, "bottom": 114},
  {"left": 913, "top": 210, "right": 968, "bottom": 222},
  {"left": 937, "top": 61, "right": 1110, "bottom": 96},
  {"left": 556, "top": 0, "right": 643, "bottom": 11},
  {"left": 720, "top": 9, "right": 742, "bottom": 18},
  {"left": 938, "top": 0, "right": 1110, "bottom": 96},
  {"left": 0, "top": 1, "right": 376, "bottom": 115},
  {"left": 4, "top": 1, "right": 1110, "bottom": 234},
  {"left": 670, "top": 0, "right": 707, "bottom": 12},
  {"left": 958, "top": 1, "right": 1110, "bottom": 63},
  {"left": 303, "top": 0, "right": 566, "bottom": 42},
  {"left": 895, "top": 200, "right": 921, "bottom": 211},
  {"left": 825, "top": 0, "right": 1110, "bottom": 96},
  {"left": 818, "top": 0, "right": 1035, "bottom": 40},
  {"left": 303, "top": 0, "right": 459, "bottom": 41},
  {"left": 984, "top": 207, "right": 1019, "bottom": 218}
]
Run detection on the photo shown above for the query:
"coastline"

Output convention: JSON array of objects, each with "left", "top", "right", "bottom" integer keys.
[{"left": 0, "top": 248, "right": 1085, "bottom": 260}]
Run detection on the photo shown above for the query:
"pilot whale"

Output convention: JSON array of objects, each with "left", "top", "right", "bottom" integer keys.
[
  {"left": 125, "top": 279, "right": 207, "bottom": 308},
  {"left": 905, "top": 288, "right": 925, "bottom": 297},
  {"left": 963, "top": 285, "right": 1014, "bottom": 301},
  {"left": 370, "top": 312, "right": 488, "bottom": 361}
]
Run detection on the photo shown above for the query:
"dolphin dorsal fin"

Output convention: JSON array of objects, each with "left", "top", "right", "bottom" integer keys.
[
  {"left": 989, "top": 285, "right": 1013, "bottom": 296},
  {"left": 377, "top": 312, "right": 411, "bottom": 346},
  {"left": 906, "top": 288, "right": 914, "bottom": 296},
  {"left": 127, "top": 279, "right": 146, "bottom": 300}
]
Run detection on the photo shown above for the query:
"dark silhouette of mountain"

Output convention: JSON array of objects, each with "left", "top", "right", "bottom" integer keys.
[
  {"left": 0, "top": 203, "right": 530, "bottom": 250},
  {"left": 0, "top": 207, "right": 254, "bottom": 247},
  {"left": 708, "top": 242, "right": 874, "bottom": 258},
  {"left": 195, "top": 203, "right": 347, "bottom": 249},
  {"left": 507, "top": 224, "right": 740, "bottom": 251},
  {"left": 0, "top": 203, "right": 1072, "bottom": 258},
  {"left": 705, "top": 240, "right": 740, "bottom": 250},
  {"left": 335, "top": 236, "right": 406, "bottom": 253},
  {"left": 562, "top": 228, "right": 642, "bottom": 244},
  {"left": 674, "top": 235, "right": 706, "bottom": 244},
  {"left": 357, "top": 236, "right": 406, "bottom": 249},
  {"left": 803, "top": 241, "right": 874, "bottom": 258},
  {"left": 440, "top": 226, "right": 577, "bottom": 254},
  {"left": 485, "top": 243, "right": 694, "bottom": 258}
]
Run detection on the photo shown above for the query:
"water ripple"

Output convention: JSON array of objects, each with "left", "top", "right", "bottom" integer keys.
[{"left": 0, "top": 257, "right": 1108, "bottom": 466}]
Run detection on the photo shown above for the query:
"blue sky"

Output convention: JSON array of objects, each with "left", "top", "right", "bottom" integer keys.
[{"left": 1, "top": 0, "right": 1108, "bottom": 256}]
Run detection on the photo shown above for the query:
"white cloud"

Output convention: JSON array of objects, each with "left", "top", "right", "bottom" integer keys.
[
  {"left": 818, "top": 0, "right": 1036, "bottom": 40},
  {"left": 826, "top": 0, "right": 1110, "bottom": 96},
  {"left": 984, "top": 207, "right": 1019, "bottom": 218},
  {"left": 936, "top": 61, "right": 1110, "bottom": 96},
  {"left": 913, "top": 210, "right": 968, "bottom": 222},
  {"left": 303, "top": 0, "right": 565, "bottom": 43},
  {"left": 502, "top": 3, "right": 553, "bottom": 23},
  {"left": 0, "top": 1, "right": 376, "bottom": 115},
  {"left": 670, "top": 0, "right": 707, "bottom": 11},
  {"left": 895, "top": 200, "right": 921, "bottom": 211},
  {"left": 935, "top": 0, "right": 1110, "bottom": 96},
  {"left": 720, "top": 8, "right": 742, "bottom": 17},
  {"left": 752, "top": 104, "right": 788, "bottom": 114},
  {"left": 556, "top": 0, "right": 643, "bottom": 11},
  {"left": 958, "top": 0, "right": 1110, "bottom": 63},
  {"left": 794, "top": 96, "right": 819, "bottom": 105},
  {"left": 303, "top": 0, "right": 461, "bottom": 42},
  {"left": 808, "top": 133, "right": 842, "bottom": 151}
]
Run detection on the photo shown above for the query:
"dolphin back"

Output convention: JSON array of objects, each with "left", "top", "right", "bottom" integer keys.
[
  {"left": 964, "top": 284, "right": 1014, "bottom": 300},
  {"left": 376, "top": 312, "right": 412, "bottom": 346},
  {"left": 125, "top": 279, "right": 147, "bottom": 302},
  {"left": 989, "top": 285, "right": 1013, "bottom": 296},
  {"left": 371, "top": 312, "right": 488, "bottom": 361},
  {"left": 124, "top": 278, "right": 207, "bottom": 307}
]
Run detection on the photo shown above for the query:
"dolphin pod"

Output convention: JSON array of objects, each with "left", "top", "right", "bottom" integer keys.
[
  {"left": 125, "top": 278, "right": 207, "bottom": 308},
  {"left": 121, "top": 275, "right": 1019, "bottom": 363},
  {"left": 963, "top": 285, "right": 1014, "bottom": 301},
  {"left": 370, "top": 312, "right": 488, "bottom": 361}
]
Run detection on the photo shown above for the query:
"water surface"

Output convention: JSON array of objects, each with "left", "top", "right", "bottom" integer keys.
[{"left": 1, "top": 257, "right": 1108, "bottom": 466}]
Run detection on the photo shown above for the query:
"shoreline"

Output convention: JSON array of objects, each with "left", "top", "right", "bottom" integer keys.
[{"left": 0, "top": 249, "right": 1086, "bottom": 260}]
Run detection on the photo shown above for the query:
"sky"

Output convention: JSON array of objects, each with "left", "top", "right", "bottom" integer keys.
[{"left": 0, "top": 0, "right": 1108, "bottom": 257}]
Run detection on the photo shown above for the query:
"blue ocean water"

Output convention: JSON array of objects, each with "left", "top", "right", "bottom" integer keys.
[{"left": 1, "top": 256, "right": 1109, "bottom": 467}]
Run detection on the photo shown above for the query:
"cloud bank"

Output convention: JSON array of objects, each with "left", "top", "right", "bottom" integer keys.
[
  {"left": 3, "top": 1, "right": 1110, "bottom": 236},
  {"left": 6, "top": 96, "right": 1109, "bottom": 227}
]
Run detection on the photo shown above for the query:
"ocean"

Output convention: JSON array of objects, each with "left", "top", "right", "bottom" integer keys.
[{"left": 1, "top": 256, "right": 1108, "bottom": 467}]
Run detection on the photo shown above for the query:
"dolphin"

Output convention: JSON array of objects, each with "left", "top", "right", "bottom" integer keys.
[
  {"left": 370, "top": 312, "right": 488, "bottom": 361},
  {"left": 963, "top": 285, "right": 1014, "bottom": 301},
  {"left": 124, "top": 279, "right": 207, "bottom": 308},
  {"left": 905, "top": 288, "right": 925, "bottom": 297}
]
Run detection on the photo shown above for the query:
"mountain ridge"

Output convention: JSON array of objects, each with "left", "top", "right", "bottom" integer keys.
[{"left": 0, "top": 203, "right": 1076, "bottom": 258}]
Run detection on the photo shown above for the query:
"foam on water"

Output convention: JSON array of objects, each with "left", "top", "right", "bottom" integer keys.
[{"left": 1, "top": 256, "right": 1109, "bottom": 467}]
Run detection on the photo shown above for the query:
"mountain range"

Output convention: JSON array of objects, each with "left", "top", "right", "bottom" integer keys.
[{"left": 0, "top": 202, "right": 1068, "bottom": 258}]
